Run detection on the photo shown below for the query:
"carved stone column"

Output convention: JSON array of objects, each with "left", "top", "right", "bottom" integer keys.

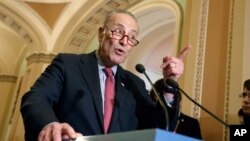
[
  {"left": 6, "top": 52, "right": 56, "bottom": 141},
  {"left": 24, "top": 52, "right": 56, "bottom": 87},
  {"left": 0, "top": 74, "right": 17, "bottom": 139}
]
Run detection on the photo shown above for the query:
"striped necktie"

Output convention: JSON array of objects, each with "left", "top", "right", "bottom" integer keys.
[{"left": 103, "top": 68, "right": 115, "bottom": 134}]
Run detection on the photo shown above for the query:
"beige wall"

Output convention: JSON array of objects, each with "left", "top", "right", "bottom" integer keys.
[{"left": 201, "top": 0, "right": 229, "bottom": 140}]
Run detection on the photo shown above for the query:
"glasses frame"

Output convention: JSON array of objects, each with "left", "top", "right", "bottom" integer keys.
[
  {"left": 105, "top": 27, "right": 139, "bottom": 46},
  {"left": 239, "top": 92, "right": 250, "bottom": 98}
]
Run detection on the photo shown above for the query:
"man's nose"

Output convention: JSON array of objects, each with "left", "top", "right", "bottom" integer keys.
[
  {"left": 119, "top": 35, "right": 128, "bottom": 45},
  {"left": 243, "top": 97, "right": 250, "bottom": 104}
]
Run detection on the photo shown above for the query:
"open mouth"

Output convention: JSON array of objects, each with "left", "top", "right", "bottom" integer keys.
[{"left": 115, "top": 48, "right": 125, "bottom": 55}]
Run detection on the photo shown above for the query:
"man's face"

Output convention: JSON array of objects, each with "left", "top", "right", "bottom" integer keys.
[
  {"left": 98, "top": 13, "right": 138, "bottom": 67},
  {"left": 242, "top": 87, "right": 250, "bottom": 116}
]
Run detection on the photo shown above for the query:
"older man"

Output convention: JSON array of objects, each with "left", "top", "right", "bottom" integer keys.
[{"left": 21, "top": 9, "right": 190, "bottom": 141}]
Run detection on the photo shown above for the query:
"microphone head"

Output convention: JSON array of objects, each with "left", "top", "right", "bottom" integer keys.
[
  {"left": 165, "top": 78, "right": 179, "bottom": 88},
  {"left": 135, "top": 64, "right": 145, "bottom": 73}
]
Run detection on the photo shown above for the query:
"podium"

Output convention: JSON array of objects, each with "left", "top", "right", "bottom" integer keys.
[{"left": 74, "top": 129, "right": 201, "bottom": 141}]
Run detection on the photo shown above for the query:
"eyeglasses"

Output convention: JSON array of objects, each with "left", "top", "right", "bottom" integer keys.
[
  {"left": 106, "top": 28, "right": 139, "bottom": 46},
  {"left": 239, "top": 92, "right": 250, "bottom": 98}
]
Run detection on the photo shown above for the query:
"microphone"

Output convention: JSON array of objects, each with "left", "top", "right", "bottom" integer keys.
[
  {"left": 135, "top": 64, "right": 170, "bottom": 131},
  {"left": 165, "top": 78, "right": 230, "bottom": 128}
]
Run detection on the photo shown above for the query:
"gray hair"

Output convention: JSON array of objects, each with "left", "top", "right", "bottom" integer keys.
[{"left": 103, "top": 9, "right": 137, "bottom": 26}]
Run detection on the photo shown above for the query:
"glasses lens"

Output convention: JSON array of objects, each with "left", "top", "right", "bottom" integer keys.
[
  {"left": 128, "top": 39, "right": 136, "bottom": 46},
  {"left": 240, "top": 92, "right": 250, "bottom": 97},
  {"left": 130, "top": 39, "right": 139, "bottom": 46},
  {"left": 111, "top": 32, "right": 122, "bottom": 39},
  {"left": 109, "top": 29, "right": 139, "bottom": 46}
]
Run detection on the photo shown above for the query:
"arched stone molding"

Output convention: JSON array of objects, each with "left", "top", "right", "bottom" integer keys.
[
  {"left": 51, "top": 0, "right": 141, "bottom": 53},
  {"left": 0, "top": 7, "right": 32, "bottom": 45},
  {"left": 0, "top": 22, "right": 28, "bottom": 75},
  {"left": 123, "top": 0, "right": 183, "bottom": 86},
  {"left": 130, "top": 0, "right": 183, "bottom": 49},
  {"left": 0, "top": 57, "right": 10, "bottom": 74},
  {"left": 0, "top": 74, "right": 17, "bottom": 83},
  {"left": 0, "top": 0, "right": 53, "bottom": 88},
  {"left": 0, "top": 0, "right": 50, "bottom": 52},
  {"left": 24, "top": 52, "right": 56, "bottom": 86},
  {"left": 21, "top": 0, "right": 72, "bottom": 3},
  {"left": 26, "top": 52, "right": 56, "bottom": 66}
]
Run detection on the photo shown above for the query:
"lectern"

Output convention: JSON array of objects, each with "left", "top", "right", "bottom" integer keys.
[{"left": 74, "top": 129, "right": 201, "bottom": 141}]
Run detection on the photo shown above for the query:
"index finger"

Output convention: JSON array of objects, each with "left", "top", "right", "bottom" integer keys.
[
  {"left": 53, "top": 123, "right": 76, "bottom": 141},
  {"left": 61, "top": 123, "right": 77, "bottom": 139},
  {"left": 177, "top": 44, "right": 192, "bottom": 60}
]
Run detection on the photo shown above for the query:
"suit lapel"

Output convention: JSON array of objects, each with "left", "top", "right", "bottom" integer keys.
[
  {"left": 78, "top": 54, "right": 131, "bottom": 133},
  {"left": 78, "top": 52, "right": 104, "bottom": 128}
]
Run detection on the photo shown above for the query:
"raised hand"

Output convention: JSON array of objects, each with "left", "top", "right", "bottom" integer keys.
[{"left": 161, "top": 44, "right": 191, "bottom": 80}]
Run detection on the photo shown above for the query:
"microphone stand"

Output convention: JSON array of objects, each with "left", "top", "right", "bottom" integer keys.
[
  {"left": 166, "top": 79, "right": 229, "bottom": 128},
  {"left": 141, "top": 71, "right": 170, "bottom": 131},
  {"left": 171, "top": 91, "right": 181, "bottom": 131}
]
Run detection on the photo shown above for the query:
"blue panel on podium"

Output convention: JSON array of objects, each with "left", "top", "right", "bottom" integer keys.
[{"left": 75, "top": 129, "right": 201, "bottom": 141}]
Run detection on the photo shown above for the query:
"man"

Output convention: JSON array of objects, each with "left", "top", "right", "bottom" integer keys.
[
  {"left": 150, "top": 79, "right": 202, "bottom": 139},
  {"left": 21, "top": 9, "right": 191, "bottom": 141},
  {"left": 239, "top": 79, "right": 250, "bottom": 125}
]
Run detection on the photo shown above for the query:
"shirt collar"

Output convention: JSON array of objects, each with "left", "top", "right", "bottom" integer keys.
[{"left": 95, "top": 50, "right": 117, "bottom": 75}]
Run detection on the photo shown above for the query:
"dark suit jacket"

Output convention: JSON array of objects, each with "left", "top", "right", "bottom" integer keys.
[
  {"left": 176, "top": 113, "right": 202, "bottom": 139},
  {"left": 155, "top": 104, "right": 202, "bottom": 140},
  {"left": 152, "top": 91, "right": 202, "bottom": 140},
  {"left": 21, "top": 51, "right": 157, "bottom": 141}
]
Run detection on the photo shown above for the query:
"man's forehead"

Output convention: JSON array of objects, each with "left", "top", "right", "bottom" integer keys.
[
  {"left": 109, "top": 12, "right": 136, "bottom": 21},
  {"left": 111, "top": 23, "right": 137, "bottom": 33},
  {"left": 107, "top": 13, "right": 138, "bottom": 30}
]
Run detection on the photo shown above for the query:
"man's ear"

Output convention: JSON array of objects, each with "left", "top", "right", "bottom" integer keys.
[{"left": 98, "top": 27, "right": 105, "bottom": 42}]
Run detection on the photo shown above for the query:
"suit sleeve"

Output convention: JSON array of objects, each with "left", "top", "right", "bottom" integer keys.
[{"left": 20, "top": 54, "right": 66, "bottom": 141}]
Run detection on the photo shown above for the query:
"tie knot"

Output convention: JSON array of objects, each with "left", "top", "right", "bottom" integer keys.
[{"left": 103, "top": 68, "right": 113, "bottom": 77}]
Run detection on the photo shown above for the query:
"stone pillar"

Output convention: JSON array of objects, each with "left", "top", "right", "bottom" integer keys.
[
  {"left": 4, "top": 52, "right": 56, "bottom": 141},
  {"left": 0, "top": 75, "right": 17, "bottom": 140}
]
